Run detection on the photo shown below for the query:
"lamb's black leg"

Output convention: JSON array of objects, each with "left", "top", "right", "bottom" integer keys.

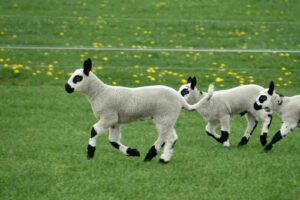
[{"left": 264, "top": 131, "right": 283, "bottom": 151}]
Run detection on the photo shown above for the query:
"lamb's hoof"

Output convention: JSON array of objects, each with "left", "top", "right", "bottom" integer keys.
[
  {"left": 127, "top": 148, "right": 140, "bottom": 157},
  {"left": 223, "top": 140, "right": 230, "bottom": 147},
  {"left": 264, "top": 144, "right": 273, "bottom": 152},
  {"left": 238, "top": 137, "right": 248, "bottom": 146},
  {"left": 159, "top": 158, "right": 169, "bottom": 164},
  {"left": 217, "top": 131, "right": 229, "bottom": 143},
  {"left": 260, "top": 133, "right": 267, "bottom": 146},
  {"left": 87, "top": 145, "right": 96, "bottom": 159}
]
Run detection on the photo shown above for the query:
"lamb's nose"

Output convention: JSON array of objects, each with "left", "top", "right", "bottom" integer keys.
[{"left": 65, "top": 84, "right": 74, "bottom": 93}]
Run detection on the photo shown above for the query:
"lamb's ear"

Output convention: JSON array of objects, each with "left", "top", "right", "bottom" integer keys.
[
  {"left": 187, "top": 76, "right": 192, "bottom": 83},
  {"left": 190, "top": 76, "right": 197, "bottom": 90},
  {"left": 268, "top": 81, "right": 275, "bottom": 95},
  {"left": 83, "top": 58, "right": 92, "bottom": 76}
]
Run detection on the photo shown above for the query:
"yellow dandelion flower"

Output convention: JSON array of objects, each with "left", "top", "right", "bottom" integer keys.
[
  {"left": 14, "top": 69, "right": 20, "bottom": 74},
  {"left": 32, "top": 72, "right": 37, "bottom": 76},
  {"left": 249, "top": 79, "right": 255, "bottom": 83},
  {"left": 133, "top": 54, "right": 140, "bottom": 59},
  {"left": 146, "top": 67, "right": 156, "bottom": 73},
  {"left": 59, "top": 32, "right": 64, "bottom": 36},
  {"left": 277, "top": 77, "right": 283, "bottom": 81},
  {"left": 215, "top": 77, "right": 224, "bottom": 82},
  {"left": 134, "top": 80, "right": 140, "bottom": 84},
  {"left": 12, "top": 34, "right": 17, "bottom": 39},
  {"left": 54, "top": 77, "right": 59, "bottom": 80},
  {"left": 0, "top": 58, "right": 4, "bottom": 62},
  {"left": 102, "top": 57, "right": 109, "bottom": 61},
  {"left": 284, "top": 72, "right": 291, "bottom": 76},
  {"left": 112, "top": 81, "right": 117, "bottom": 85},
  {"left": 47, "top": 71, "right": 52, "bottom": 76},
  {"left": 132, "top": 74, "right": 138, "bottom": 78},
  {"left": 281, "top": 67, "right": 286, "bottom": 71},
  {"left": 148, "top": 54, "right": 153, "bottom": 58}
]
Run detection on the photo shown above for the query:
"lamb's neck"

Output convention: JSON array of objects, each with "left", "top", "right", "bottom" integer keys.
[
  {"left": 85, "top": 73, "right": 107, "bottom": 103},
  {"left": 194, "top": 90, "right": 207, "bottom": 101}
]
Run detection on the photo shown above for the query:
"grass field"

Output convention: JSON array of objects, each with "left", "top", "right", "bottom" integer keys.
[{"left": 1, "top": 0, "right": 300, "bottom": 199}]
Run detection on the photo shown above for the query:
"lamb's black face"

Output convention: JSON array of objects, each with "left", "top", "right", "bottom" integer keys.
[
  {"left": 65, "top": 75, "right": 83, "bottom": 93},
  {"left": 254, "top": 91, "right": 272, "bottom": 111},
  {"left": 254, "top": 81, "right": 275, "bottom": 111},
  {"left": 65, "top": 58, "right": 93, "bottom": 94}
]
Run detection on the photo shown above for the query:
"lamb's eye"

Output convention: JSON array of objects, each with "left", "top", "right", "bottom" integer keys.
[
  {"left": 259, "top": 95, "right": 267, "bottom": 103},
  {"left": 73, "top": 75, "right": 83, "bottom": 84},
  {"left": 181, "top": 88, "right": 189, "bottom": 96}
]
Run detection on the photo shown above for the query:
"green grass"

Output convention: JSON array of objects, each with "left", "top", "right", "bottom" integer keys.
[{"left": 0, "top": 0, "right": 300, "bottom": 200}]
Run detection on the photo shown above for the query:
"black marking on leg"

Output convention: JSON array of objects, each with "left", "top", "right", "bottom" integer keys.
[
  {"left": 161, "top": 142, "right": 165, "bottom": 148},
  {"left": 264, "top": 131, "right": 283, "bottom": 151},
  {"left": 267, "top": 114, "right": 273, "bottom": 129},
  {"left": 206, "top": 131, "right": 222, "bottom": 143},
  {"left": 126, "top": 148, "right": 140, "bottom": 157},
  {"left": 240, "top": 111, "right": 247, "bottom": 116},
  {"left": 171, "top": 140, "right": 177, "bottom": 149},
  {"left": 87, "top": 144, "right": 96, "bottom": 159},
  {"left": 159, "top": 158, "right": 169, "bottom": 164},
  {"left": 217, "top": 131, "right": 229, "bottom": 143},
  {"left": 260, "top": 132, "right": 267, "bottom": 146},
  {"left": 270, "top": 131, "right": 283, "bottom": 144},
  {"left": 144, "top": 146, "right": 157, "bottom": 161},
  {"left": 91, "top": 127, "right": 97, "bottom": 138},
  {"left": 238, "top": 136, "right": 249, "bottom": 146},
  {"left": 250, "top": 121, "right": 258, "bottom": 136},
  {"left": 110, "top": 141, "right": 120, "bottom": 149}
]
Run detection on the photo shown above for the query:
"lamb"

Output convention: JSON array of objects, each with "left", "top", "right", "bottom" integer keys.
[
  {"left": 64, "top": 58, "right": 197, "bottom": 163},
  {"left": 178, "top": 77, "right": 273, "bottom": 147},
  {"left": 254, "top": 81, "right": 300, "bottom": 151}
]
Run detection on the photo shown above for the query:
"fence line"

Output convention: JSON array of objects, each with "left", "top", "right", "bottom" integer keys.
[{"left": 1, "top": 45, "right": 300, "bottom": 53}]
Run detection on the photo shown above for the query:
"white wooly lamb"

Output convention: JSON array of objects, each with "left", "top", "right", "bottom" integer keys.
[
  {"left": 254, "top": 81, "right": 300, "bottom": 151},
  {"left": 65, "top": 58, "right": 197, "bottom": 163},
  {"left": 178, "top": 77, "right": 273, "bottom": 147}
]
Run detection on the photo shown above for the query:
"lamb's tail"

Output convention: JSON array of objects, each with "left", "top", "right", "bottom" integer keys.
[
  {"left": 182, "top": 84, "right": 214, "bottom": 111},
  {"left": 207, "top": 84, "right": 214, "bottom": 100}
]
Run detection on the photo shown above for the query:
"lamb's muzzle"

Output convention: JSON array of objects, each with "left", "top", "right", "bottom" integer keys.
[{"left": 65, "top": 83, "right": 74, "bottom": 93}]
